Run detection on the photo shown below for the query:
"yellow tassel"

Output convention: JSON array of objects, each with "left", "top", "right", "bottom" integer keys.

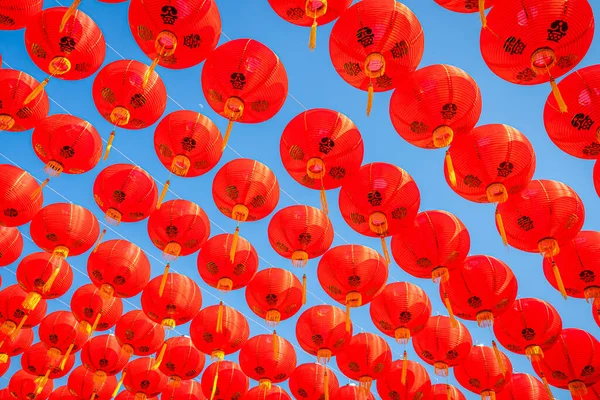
[
  {"left": 60, "top": 343, "right": 74, "bottom": 370},
  {"left": 445, "top": 151, "right": 456, "bottom": 187},
  {"left": 479, "top": 0, "right": 487, "bottom": 28},
  {"left": 447, "top": 385, "right": 452, "bottom": 400},
  {"left": 324, "top": 369, "right": 329, "bottom": 400},
  {"left": 222, "top": 120, "right": 234, "bottom": 151},
  {"left": 24, "top": 77, "right": 50, "bottom": 105},
  {"left": 550, "top": 77, "right": 568, "bottom": 114},
  {"left": 229, "top": 227, "right": 240, "bottom": 263},
  {"left": 492, "top": 340, "right": 506, "bottom": 375},
  {"left": 496, "top": 212, "right": 508, "bottom": 246},
  {"left": 210, "top": 361, "right": 219, "bottom": 400},
  {"left": 444, "top": 294, "right": 458, "bottom": 328},
  {"left": 525, "top": 345, "right": 544, "bottom": 361},
  {"left": 31, "top": 178, "right": 50, "bottom": 199},
  {"left": 156, "top": 180, "right": 170, "bottom": 209},
  {"left": 93, "top": 229, "right": 107, "bottom": 253},
  {"left": 366, "top": 82, "right": 374, "bottom": 117},
  {"left": 216, "top": 301, "right": 224, "bottom": 334},
  {"left": 380, "top": 236, "right": 391, "bottom": 265},
  {"left": 90, "top": 313, "right": 102, "bottom": 335},
  {"left": 345, "top": 303, "right": 351, "bottom": 333},
  {"left": 153, "top": 342, "right": 167, "bottom": 370},
  {"left": 211, "top": 350, "right": 225, "bottom": 361},
  {"left": 542, "top": 375, "right": 554, "bottom": 399},
  {"left": 103, "top": 131, "right": 116, "bottom": 161},
  {"left": 401, "top": 350, "right": 408, "bottom": 385},
  {"left": 22, "top": 292, "right": 42, "bottom": 311},
  {"left": 319, "top": 188, "right": 329, "bottom": 214},
  {"left": 90, "top": 393, "right": 97, "bottom": 400},
  {"left": 34, "top": 369, "right": 51, "bottom": 395},
  {"left": 158, "top": 263, "right": 170, "bottom": 297},
  {"left": 552, "top": 261, "right": 567, "bottom": 299},
  {"left": 302, "top": 274, "right": 307, "bottom": 305},
  {"left": 273, "top": 331, "right": 279, "bottom": 360},
  {"left": 0, "top": 352, "right": 7, "bottom": 364},
  {"left": 94, "top": 371, "right": 107, "bottom": 384},
  {"left": 59, "top": 0, "right": 81, "bottom": 31},
  {"left": 143, "top": 56, "right": 160, "bottom": 90},
  {"left": 0, "top": 321, "right": 16, "bottom": 336},
  {"left": 309, "top": 19, "right": 318, "bottom": 51},
  {"left": 9, "top": 315, "right": 28, "bottom": 339},
  {"left": 112, "top": 372, "right": 126, "bottom": 398}
]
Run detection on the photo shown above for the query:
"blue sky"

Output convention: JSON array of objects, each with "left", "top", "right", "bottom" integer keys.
[{"left": 1, "top": 0, "right": 600, "bottom": 399}]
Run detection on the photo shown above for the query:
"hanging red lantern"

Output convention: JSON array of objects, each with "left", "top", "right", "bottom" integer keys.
[
  {"left": 0, "top": 0, "right": 43, "bottom": 30},
  {"left": 29, "top": 202, "right": 100, "bottom": 259},
  {"left": 454, "top": 345, "right": 513, "bottom": 400},
  {"left": 49, "top": 386, "right": 76, "bottom": 400},
  {"left": 434, "top": 0, "right": 493, "bottom": 18},
  {"left": 200, "top": 360, "right": 248, "bottom": 400},
  {"left": 9, "top": 370, "right": 53, "bottom": 399},
  {"left": 0, "top": 327, "right": 33, "bottom": 363},
  {"left": 87, "top": 239, "right": 152, "bottom": 299},
  {"left": 156, "top": 336, "right": 205, "bottom": 387},
  {"left": 245, "top": 268, "right": 304, "bottom": 326},
  {"left": 38, "top": 311, "right": 88, "bottom": 367},
  {"left": 80, "top": 334, "right": 130, "bottom": 383},
  {"left": 115, "top": 310, "right": 165, "bottom": 357},
  {"left": 295, "top": 305, "right": 351, "bottom": 363},
  {"left": 390, "top": 64, "right": 482, "bottom": 149},
  {"left": 267, "top": 205, "right": 334, "bottom": 267},
  {"left": 21, "top": 342, "right": 75, "bottom": 388},
  {"left": 245, "top": 386, "right": 292, "bottom": 400},
  {"left": 338, "top": 162, "right": 421, "bottom": 263},
  {"left": 67, "top": 365, "right": 118, "bottom": 400},
  {"left": 496, "top": 373, "right": 553, "bottom": 400},
  {"left": 123, "top": 357, "right": 169, "bottom": 399},
  {"left": 0, "top": 285, "right": 47, "bottom": 337},
  {"left": 201, "top": 39, "right": 288, "bottom": 148},
  {"left": 153, "top": 110, "right": 223, "bottom": 180},
  {"left": 147, "top": 199, "right": 211, "bottom": 259},
  {"left": 0, "top": 164, "right": 44, "bottom": 227},
  {"left": 0, "top": 227, "right": 23, "bottom": 267},
  {"left": 196, "top": 233, "right": 259, "bottom": 292},
  {"left": 333, "top": 385, "right": 375, "bottom": 400},
  {"left": 412, "top": 315, "right": 473, "bottom": 377},
  {"left": 376, "top": 359, "right": 431, "bottom": 400},
  {"left": 71, "top": 284, "right": 123, "bottom": 335},
  {"left": 92, "top": 59, "right": 167, "bottom": 159},
  {"left": 162, "top": 379, "right": 206, "bottom": 400},
  {"left": 329, "top": 0, "right": 424, "bottom": 115},
  {"left": 370, "top": 282, "right": 431, "bottom": 344},
  {"left": 0, "top": 69, "right": 49, "bottom": 132},
  {"left": 93, "top": 163, "right": 158, "bottom": 225},
  {"left": 115, "top": 391, "right": 158, "bottom": 400},
  {"left": 432, "top": 384, "right": 466, "bottom": 400},
  {"left": 480, "top": 0, "right": 594, "bottom": 113},
  {"left": 444, "top": 124, "right": 536, "bottom": 204},
  {"left": 128, "top": 0, "right": 221, "bottom": 70},
  {"left": 289, "top": 363, "right": 340, "bottom": 400},
  {"left": 279, "top": 108, "right": 364, "bottom": 213}
]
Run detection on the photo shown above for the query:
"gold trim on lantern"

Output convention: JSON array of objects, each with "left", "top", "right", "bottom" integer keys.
[
  {"left": 432, "top": 266, "right": 450, "bottom": 284},
  {"left": 105, "top": 208, "right": 122, "bottom": 225},
  {"left": 368, "top": 211, "right": 388, "bottom": 236},
  {"left": 232, "top": 204, "right": 249, "bottom": 222},
  {"left": 307, "top": 157, "right": 326, "bottom": 180},
  {"left": 525, "top": 345, "right": 544, "bottom": 361},
  {"left": 171, "top": 155, "right": 191, "bottom": 177},
  {"left": 568, "top": 380, "right": 587, "bottom": 397},
  {"left": 291, "top": 250, "right": 309, "bottom": 268},
  {"left": 44, "top": 160, "right": 64, "bottom": 177},
  {"left": 155, "top": 30, "right": 178, "bottom": 57},
  {"left": 52, "top": 245, "right": 69, "bottom": 259},
  {"left": 121, "top": 344, "right": 134, "bottom": 355},
  {"left": 364, "top": 53, "right": 386, "bottom": 78},
  {"left": 530, "top": 47, "right": 556, "bottom": 72},
  {"left": 346, "top": 291, "right": 362, "bottom": 308},
  {"left": 434, "top": 361, "right": 449, "bottom": 377},
  {"left": 0, "top": 115, "right": 15, "bottom": 131},
  {"left": 217, "top": 277, "right": 233, "bottom": 292},
  {"left": 49, "top": 56, "right": 71, "bottom": 75},
  {"left": 480, "top": 390, "right": 496, "bottom": 400},
  {"left": 163, "top": 242, "right": 182, "bottom": 261},
  {"left": 394, "top": 327, "right": 411, "bottom": 344},
  {"left": 161, "top": 318, "right": 176, "bottom": 330},
  {"left": 317, "top": 348, "right": 332, "bottom": 364},
  {"left": 476, "top": 310, "right": 494, "bottom": 328},
  {"left": 99, "top": 283, "right": 115, "bottom": 300},
  {"left": 305, "top": 0, "right": 328, "bottom": 18},
  {"left": 486, "top": 183, "right": 508, "bottom": 204},
  {"left": 265, "top": 310, "right": 281, "bottom": 327},
  {"left": 224, "top": 97, "right": 245, "bottom": 121},
  {"left": 110, "top": 106, "right": 131, "bottom": 127},
  {"left": 432, "top": 126, "right": 454, "bottom": 148},
  {"left": 538, "top": 238, "right": 559, "bottom": 258},
  {"left": 211, "top": 349, "right": 225, "bottom": 361}
]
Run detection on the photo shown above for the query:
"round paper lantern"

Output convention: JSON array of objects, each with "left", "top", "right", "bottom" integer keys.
[
  {"left": 156, "top": 336, "right": 205, "bottom": 387},
  {"left": 289, "top": 363, "right": 340, "bottom": 400},
  {"left": 0, "top": 164, "right": 44, "bottom": 227},
  {"left": 435, "top": 0, "right": 494, "bottom": 14},
  {"left": 80, "top": 334, "right": 129, "bottom": 382},
  {"left": 329, "top": 0, "right": 424, "bottom": 115},
  {"left": 432, "top": 384, "right": 466, "bottom": 400},
  {"left": 200, "top": 361, "right": 249, "bottom": 400},
  {"left": 123, "top": 357, "right": 169, "bottom": 399},
  {"left": 0, "top": 0, "right": 43, "bottom": 30},
  {"left": 238, "top": 333, "right": 297, "bottom": 389},
  {"left": 295, "top": 305, "right": 352, "bottom": 363},
  {"left": 0, "top": 285, "right": 47, "bottom": 337},
  {"left": 496, "top": 373, "right": 553, "bottom": 400},
  {"left": 391, "top": 210, "right": 470, "bottom": 283},
  {"left": 333, "top": 385, "right": 375, "bottom": 400},
  {"left": 71, "top": 283, "right": 123, "bottom": 335},
  {"left": 17, "top": 252, "right": 73, "bottom": 310},
  {"left": 67, "top": 365, "right": 118, "bottom": 400},
  {"left": 49, "top": 386, "right": 76, "bottom": 400},
  {"left": 0, "top": 327, "right": 33, "bottom": 362},
  {"left": 201, "top": 39, "right": 288, "bottom": 148},
  {"left": 0, "top": 69, "right": 49, "bottom": 132},
  {"left": 376, "top": 359, "right": 431, "bottom": 400},
  {"left": 161, "top": 379, "right": 206, "bottom": 400},
  {"left": 390, "top": 64, "right": 482, "bottom": 149},
  {"left": 9, "top": 370, "right": 53, "bottom": 400},
  {"left": 454, "top": 345, "right": 513, "bottom": 400},
  {"left": 244, "top": 386, "right": 292, "bottom": 400},
  {"left": 115, "top": 310, "right": 165, "bottom": 356},
  {"left": 21, "top": 341, "right": 75, "bottom": 381},
  {"left": 115, "top": 390, "right": 158, "bottom": 400},
  {"left": 38, "top": 311, "right": 88, "bottom": 363}
]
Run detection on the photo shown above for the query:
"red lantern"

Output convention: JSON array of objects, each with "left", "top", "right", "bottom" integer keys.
[
  {"left": 338, "top": 162, "right": 421, "bottom": 263},
  {"left": 147, "top": 199, "right": 210, "bottom": 259},
  {"left": 80, "top": 334, "right": 129, "bottom": 383},
  {"left": 289, "top": 363, "right": 340, "bottom": 400},
  {"left": 0, "top": 164, "right": 44, "bottom": 227},
  {"left": 376, "top": 359, "right": 431, "bottom": 400},
  {"left": 267, "top": 205, "right": 334, "bottom": 267},
  {"left": 435, "top": 0, "right": 493, "bottom": 13},
  {"left": 0, "top": 0, "right": 43, "bottom": 30},
  {"left": 67, "top": 365, "right": 118, "bottom": 400},
  {"left": 245, "top": 268, "right": 304, "bottom": 326},
  {"left": 49, "top": 386, "right": 76, "bottom": 400},
  {"left": 93, "top": 163, "right": 158, "bottom": 225},
  {"left": 333, "top": 385, "right": 375, "bottom": 400},
  {"left": 156, "top": 336, "right": 205, "bottom": 387},
  {"left": 295, "top": 305, "right": 352, "bottom": 363},
  {"left": 21, "top": 342, "right": 75, "bottom": 386},
  {"left": 454, "top": 345, "right": 513, "bottom": 400},
  {"left": 532, "top": 328, "right": 600, "bottom": 397},
  {"left": 480, "top": 0, "right": 594, "bottom": 113},
  {"left": 329, "top": 0, "right": 424, "bottom": 115},
  {"left": 123, "top": 357, "right": 169, "bottom": 399},
  {"left": 370, "top": 282, "right": 431, "bottom": 344},
  {"left": 0, "top": 326, "right": 33, "bottom": 364},
  {"left": 0, "top": 285, "right": 47, "bottom": 337},
  {"left": 17, "top": 252, "right": 73, "bottom": 311},
  {"left": 87, "top": 239, "right": 152, "bottom": 299},
  {"left": 153, "top": 110, "right": 223, "bottom": 179},
  {"left": 496, "top": 373, "right": 552, "bottom": 400},
  {"left": 245, "top": 386, "right": 292, "bottom": 400},
  {"left": 200, "top": 360, "right": 248, "bottom": 400},
  {"left": 29, "top": 202, "right": 100, "bottom": 259},
  {"left": 336, "top": 333, "right": 392, "bottom": 393},
  {"left": 38, "top": 311, "right": 88, "bottom": 365},
  {"left": 412, "top": 316, "right": 473, "bottom": 377},
  {"left": 279, "top": 108, "right": 364, "bottom": 213},
  {"left": 239, "top": 333, "right": 297, "bottom": 389},
  {"left": 201, "top": 39, "right": 288, "bottom": 148},
  {"left": 196, "top": 233, "right": 259, "bottom": 292},
  {"left": 115, "top": 310, "right": 165, "bottom": 356},
  {"left": 9, "top": 370, "right": 53, "bottom": 399},
  {"left": 0, "top": 69, "right": 49, "bottom": 132},
  {"left": 390, "top": 64, "right": 482, "bottom": 149},
  {"left": 71, "top": 283, "right": 123, "bottom": 335},
  {"left": 432, "top": 384, "right": 466, "bottom": 400},
  {"left": 128, "top": 0, "right": 221, "bottom": 69},
  {"left": 162, "top": 379, "right": 206, "bottom": 400},
  {"left": 115, "top": 391, "right": 158, "bottom": 400},
  {"left": 189, "top": 303, "right": 249, "bottom": 361}
]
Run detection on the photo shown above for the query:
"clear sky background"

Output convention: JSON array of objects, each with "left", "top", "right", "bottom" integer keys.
[{"left": 1, "top": 0, "right": 600, "bottom": 398}]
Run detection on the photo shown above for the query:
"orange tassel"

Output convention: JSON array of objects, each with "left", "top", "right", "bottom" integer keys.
[
  {"left": 9, "top": 315, "right": 28, "bottom": 339},
  {"left": 42, "top": 264, "right": 61, "bottom": 293},
  {"left": 447, "top": 385, "right": 452, "bottom": 400},
  {"left": 222, "top": 120, "right": 234, "bottom": 151},
  {"left": 345, "top": 303, "right": 351, "bottom": 333},
  {"left": 156, "top": 180, "right": 170, "bottom": 209},
  {"left": 319, "top": 188, "right": 329, "bottom": 214},
  {"left": 380, "top": 236, "right": 391, "bottom": 265},
  {"left": 158, "top": 263, "right": 170, "bottom": 297},
  {"left": 24, "top": 78, "right": 50, "bottom": 105},
  {"left": 60, "top": 343, "right": 74, "bottom": 370},
  {"left": 552, "top": 261, "right": 567, "bottom": 299},
  {"left": 143, "top": 55, "right": 161, "bottom": 89},
  {"left": 444, "top": 293, "right": 458, "bottom": 328},
  {"left": 302, "top": 274, "right": 307, "bottom": 305},
  {"left": 59, "top": 0, "right": 81, "bottom": 31},
  {"left": 153, "top": 342, "right": 167, "bottom": 370},
  {"left": 479, "top": 0, "right": 487, "bottom": 28},
  {"left": 323, "top": 369, "right": 329, "bottom": 400},
  {"left": 103, "top": 131, "right": 116, "bottom": 161},
  {"left": 229, "top": 227, "right": 240, "bottom": 263},
  {"left": 309, "top": 18, "right": 318, "bottom": 50},
  {"left": 366, "top": 82, "right": 374, "bottom": 116},
  {"left": 210, "top": 361, "right": 219, "bottom": 400},
  {"left": 89, "top": 313, "right": 102, "bottom": 335},
  {"left": 401, "top": 350, "right": 408, "bottom": 385},
  {"left": 496, "top": 212, "right": 508, "bottom": 246},
  {"left": 273, "top": 331, "right": 279, "bottom": 361},
  {"left": 93, "top": 229, "right": 107, "bottom": 253},
  {"left": 216, "top": 301, "right": 224, "bottom": 334},
  {"left": 445, "top": 151, "right": 456, "bottom": 186},
  {"left": 112, "top": 371, "right": 126, "bottom": 398},
  {"left": 31, "top": 178, "right": 50, "bottom": 199},
  {"left": 550, "top": 77, "right": 568, "bottom": 113},
  {"left": 492, "top": 340, "right": 506, "bottom": 375}
]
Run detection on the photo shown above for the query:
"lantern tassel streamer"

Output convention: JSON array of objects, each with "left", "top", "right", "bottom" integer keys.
[
  {"left": 104, "top": 131, "right": 116, "bottom": 161},
  {"left": 320, "top": 188, "right": 329, "bottom": 214},
  {"left": 153, "top": 342, "right": 167, "bottom": 370},
  {"left": 59, "top": 0, "right": 81, "bottom": 31},
  {"left": 380, "top": 236, "right": 391, "bottom": 265},
  {"left": 158, "top": 263, "right": 170, "bottom": 297},
  {"left": 143, "top": 55, "right": 161, "bottom": 89},
  {"left": 492, "top": 340, "right": 506, "bottom": 374},
  {"left": 447, "top": 385, "right": 452, "bottom": 400},
  {"left": 309, "top": 19, "right": 318, "bottom": 50},
  {"left": 445, "top": 151, "right": 456, "bottom": 186},
  {"left": 496, "top": 212, "right": 508, "bottom": 246},
  {"left": 345, "top": 303, "right": 351, "bottom": 333},
  {"left": 222, "top": 120, "right": 234, "bottom": 151},
  {"left": 444, "top": 294, "right": 458, "bottom": 328},
  {"left": 552, "top": 261, "right": 567, "bottom": 299},
  {"left": 210, "top": 364, "right": 219, "bottom": 400},
  {"left": 366, "top": 82, "right": 374, "bottom": 117},
  {"left": 479, "top": 0, "right": 487, "bottom": 28},
  {"left": 156, "top": 180, "right": 170, "bottom": 209},
  {"left": 60, "top": 343, "right": 74, "bottom": 370},
  {"left": 22, "top": 292, "right": 42, "bottom": 311},
  {"left": 112, "top": 372, "right": 126, "bottom": 398},
  {"left": 324, "top": 369, "right": 329, "bottom": 400},
  {"left": 401, "top": 350, "right": 408, "bottom": 385},
  {"left": 9, "top": 315, "right": 27, "bottom": 339},
  {"left": 229, "top": 226, "right": 240, "bottom": 263},
  {"left": 24, "top": 78, "right": 50, "bottom": 105},
  {"left": 93, "top": 229, "right": 107, "bottom": 253},
  {"left": 273, "top": 331, "right": 279, "bottom": 360},
  {"left": 216, "top": 301, "right": 223, "bottom": 334},
  {"left": 31, "top": 178, "right": 50, "bottom": 199},
  {"left": 550, "top": 77, "right": 568, "bottom": 113},
  {"left": 302, "top": 274, "right": 307, "bottom": 305}
]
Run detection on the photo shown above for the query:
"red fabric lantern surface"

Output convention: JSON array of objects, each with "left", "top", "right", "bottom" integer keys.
[
  {"left": 369, "top": 282, "right": 431, "bottom": 344},
  {"left": 289, "top": 363, "right": 340, "bottom": 400},
  {"left": 80, "top": 334, "right": 130, "bottom": 382},
  {"left": 196, "top": 233, "right": 259, "bottom": 292},
  {"left": 279, "top": 108, "right": 364, "bottom": 213},
  {"left": 67, "top": 365, "right": 118, "bottom": 400},
  {"left": 147, "top": 199, "right": 211, "bottom": 260},
  {"left": 0, "top": 69, "right": 50, "bottom": 132},
  {"left": 238, "top": 333, "right": 297, "bottom": 388},
  {"left": 29, "top": 202, "right": 100, "bottom": 259},
  {"left": 16, "top": 252, "right": 73, "bottom": 310},
  {"left": 580, "top": 382, "right": 600, "bottom": 399},
  {"left": 189, "top": 303, "right": 250, "bottom": 361},
  {"left": 154, "top": 110, "right": 223, "bottom": 178},
  {"left": 244, "top": 386, "right": 292, "bottom": 400},
  {"left": 115, "top": 390, "right": 158, "bottom": 400},
  {"left": 71, "top": 284, "right": 123, "bottom": 335},
  {"left": 87, "top": 239, "right": 152, "bottom": 299},
  {"left": 532, "top": 328, "right": 600, "bottom": 397},
  {"left": 0, "top": 164, "right": 44, "bottom": 227},
  {"left": 0, "top": 327, "right": 33, "bottom": 362},
  {"left": 329, "top": 0, "right": 424, "bottom": 115},
  {"left": 431, "top": 384, "right": 466, "bottom": 400},
  {"left": 295, "top": 305, "right": 352, "bottom": 363},
  {"left": 543, "top": 65, "right": 600, "bottom": 159},
  {"left": 9, "top": 370, "right": 53, "bottom": 400},
  {"left": 390, "top": 64, "right": 482, "bottom": 149},
  {"left": 38, "top": 311, "right": 88, "bottom": 363},
  {"left": 338, "top": 162, "right": 421, "bottom": 263},
  {"left": 200, "top": 360, "right": 249, "bottom": 400},
  {"left": 542, "top": 231, "right": 600, "bottom": 301},
  {"left": 115, "top": 310, "right": 165, "bottom": 356},
  {"left": 156, "top": 336, "right": 205, "bottom": 387},
  {"left": 434, "top": 0, "right": 493, "bottom": 13},
  {"left": 0, "top": 0, "right": 43, "bottom": 30},
  {"left": 49, "top": 386, "right": 76, "bottom": 400},
  {"left": 595, "top": 159, "right": 600, "bottom": 197},
  {"left": 93, "top": 163, "right": 158, "bottom": 225},
  {"left": 128, "top": 0, "right": 221, "bottom": 70},
  {"left": 496, "top": 373, "right": 552, "bottom": 400},
  {"left": 24, "top": 7, "right": 106, "bottom": 81},
  {"left": 31, "top": 114, "right": 102, "bottom": 179},
  {"left": 245, "top": 268, "right": 303, "bottom": 326},
  {"left": 441, "top": 255, "right": 518, "bottom": 327},
  {"left": 444, "top": 124, "right": 536, "bottom": 204},
  {"left": 412, "top": 316, "right": 473, "bottom": 377},
  {"left": 376, "top": 359, "right": 431, "bottom": 400},
  {"left": 162, "top": 379, "right": 206, "bottom": 400},
  {"left": 201, "top": 39, "right": 288, "bottom": 148},
  {"left": 123, "top": 357, "right": 169, "bottom": 399},
  {"left": 21, "top": 342, "right": 75, "bottom": 382},
  {"left": 0, "top": 285, "right": 47, "bottom": 336},
  {"left": 267, "top": 205, "right": 334, "bottom": 267},
  {"left": 480, "top": 0, "right": 594, "bottom": 112},
  {"left": 140, "top": 273, "right": 202, "bottom": 329},
  {"left": 454, "top": 345, "right": 513, "bottom": 400},
  {"left": 333, "top": 385, "right": 375, "bottom": 400},
  {"left": 336, "top": 332, "right": 392, "bottom": 393}
]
